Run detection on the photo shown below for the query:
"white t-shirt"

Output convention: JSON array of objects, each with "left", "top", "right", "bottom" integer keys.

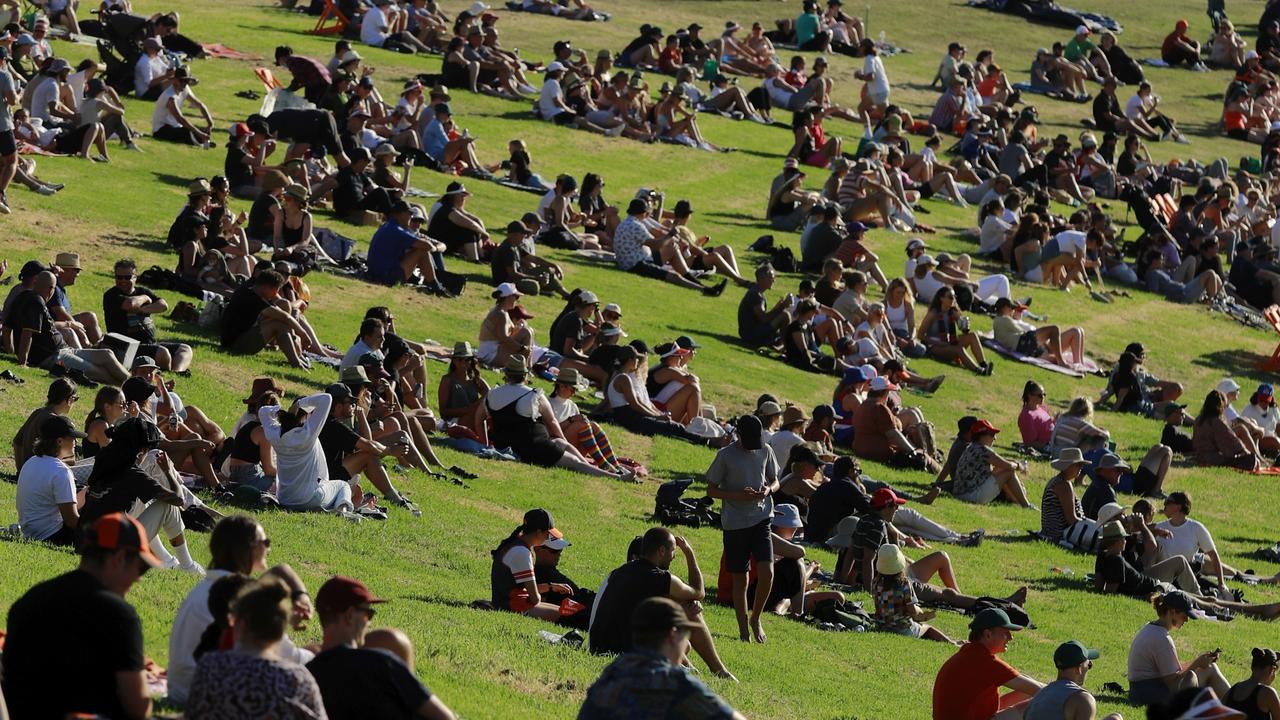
[
  {"left": 764, "top": 77, "right": 795, "bottom": 107},
  {"left": 1127, "top": 622, "right": 1181, "bottom": 682},
  {"left": 501, "top": 543, "right": 536, "bottom": 586},
  {"left": 340, "top": 339, "right": 377, "bottom": 370},
  {"left": 768, "top": 429, "right": 804, "bottom": 466},
  {"left": 1124, "top": 94, "right": 1150, "bottom": 121},
  {"left": 1053, "top": 230, "right": 1088, "bottom": 256},
  {"left": 487, "top": 383, "right": 544, "bottom": 421},
  {"left": 914, "top": 270, "right": 946, "bottom": 304},
  {"left": 538, "top": 78, "right": 566, "bottom": 120},
  {"left": 360, "top": 6, "right": 390, "bottom": 47},
  {"left": 1155, "top": 518, "right": 1216, "bottom": 564},
  {"left": 862, "top": 55, "right": 890, "bottom": 97},
  {"left": 536, "top": 187, "right": 557, "bottom": 222},
  {"left": 66, "top": 70, "right": 89, "bottom": 109},
  {"left": 152, "top": 85, "right": 196, "bottom": 133},
  {"left": 548, "top": 395, "right": 580, "bottom": 423},
  {"left": 1241, "top": 403, "right": 1280, "bottom": 437},
  {"left": 258, "top": 393, "right": 333, "bottom": 508},
  {"left": 29, "top": 78, "right": 60, "bottom": 124},
  {"left": 16, "top": 454, "right": 75, "bottom": 541},
  {"left": 979, "top": 214, "right": 1012, "bottom": 255},
  {"left": 134, "top": 53, "right": 169, "bottom": 97}
]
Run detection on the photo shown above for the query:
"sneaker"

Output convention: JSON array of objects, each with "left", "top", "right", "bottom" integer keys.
[
  {"left": 0, "top": 196, "right": 9, "bottom": 214},
  {"left": 392, "top": 496, "right": 423, "bottom": 517},
  {"left": 178, "top": 560, "right": 207, "bottom": 577},
  {"left": 1174, "top": 134, "right": 1191, "bottom": 145},
  {"left": 124, "top": 142, "right": 143, "bottom": 152},
  {"left": 45, "top": 183, "right": 65, "bottom": 192},
  {"left": 730, "top": 111, "right": 744, "bottom": 121},
  {"left": 748, "top": 114, "right": 772, "bottom": 125},
  {"left": 34, "top": 185, "right": 56, "bottom": 196},
  {"left": 337, "top": 509, "right": 365, "bottom": 523},
  {"left": 959, "top": 529, "right": 985, "bottom": 547},
  {"left": 604, "top": 124, "right": 624, "bottom": 138},
  {"left": 701, "top": 278, "right": 728, "bottom": 297},
  {"left": 357, "top": 505, "right": 388, "bottom": 520},
  {"left": 518, "top": 83, "right": 538, "bottom": 94}
]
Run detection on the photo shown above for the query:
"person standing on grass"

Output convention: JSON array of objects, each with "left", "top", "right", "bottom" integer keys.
[
  {"left": 589, "top": 527, "right": 736, "bottom": 682},
  {"left": 2, "top": 513, "right": 160, "bottom": 720},
  {"left": 0, "top": 45, "right": 18, "bottom": 215},
  {"left": 1023, "top": 641, "right": 1124, "bottom": 720},
  {"left": 578, "top": 598, "right": 745, "bottom": 720},
  {"left": 705, "top": 414, "right": 779, "bottom": 644},
  {"left": 932, "top": 608, "right": 1043, "bottom": 720},
  {"left": 307, "top": 575, "right": 457, "bottom": 720}
]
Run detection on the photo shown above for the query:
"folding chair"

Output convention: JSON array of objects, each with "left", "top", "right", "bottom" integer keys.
[
  {"left": 254, "top": 67, "right": 285, "bottom": 93},
  {"left": 311, "top": 0, "right": 350, "bottom": 36},
  {"left": 1257, "top": 305, "right": 1280, "bottom": 373}
]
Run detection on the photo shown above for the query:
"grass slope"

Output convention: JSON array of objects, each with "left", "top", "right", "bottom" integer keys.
[{"left": 0, "top": 0, "right": 1278, "bottom": 718}]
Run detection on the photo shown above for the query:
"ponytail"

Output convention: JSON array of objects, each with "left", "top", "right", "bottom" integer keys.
[{"left": 491, "top": 525, "right": 525, "bottom": 557}]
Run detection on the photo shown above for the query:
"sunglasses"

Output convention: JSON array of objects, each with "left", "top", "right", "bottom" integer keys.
[
  {"left": 355, "top": 604, "right": 377, "bottom": 618},
  {"left": 254, "top": 537, "right": 272, "bottom": 548},
  {"left": 115, "top": 274, "right": 135, "bottom": 281},
  {"left": 70, "top": 394, "right": 80, "bottom": 402}
]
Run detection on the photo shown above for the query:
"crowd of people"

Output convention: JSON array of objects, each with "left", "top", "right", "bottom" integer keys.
[{"left": 3, "top": 0, "right": 1280, "bottom": 718}]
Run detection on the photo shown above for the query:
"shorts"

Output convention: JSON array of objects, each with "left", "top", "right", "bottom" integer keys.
[
  {"left": 330, "top": 462, "right": 353, "bottom": 482},
  {"left": 1015, "top": 330, "right": 1044, "bottom": 356},
  {"left": 770, "top": 207, "right": 806, "bottom": 232},
  {"left": 1024, "top": 265, "right": 1044, "bottom": 283},
  {"left": 1132, "top": 465, "right": 1158, "bottom": 496},
  {"left": 550, "top": 111, "right": 576, "bottom": 126},
  {"left": 0, "top": 129, "right": 15, "bottom": 157},
  {"left": 1178, "top": 274, "right": 1208, "bottom": 303},
  {"left": 883, "top": 620, "right": 925, "bottom": 638},
  {"left": 38, "top": 348, "right": 94, "bottom": 376},
  {"left": 1041, "top": 238, "right": 1062, "bottom": 262},
  {"left": 537, "top": 226, "right": 583, "bottom": 250},
  {"left": 868, "top": 89, "right": 890, "bottom": 106},
  {"left": 740, "top": 322, "right": 779, "bottom": 348},
  {"left": 1130, "top": 677, "right": 1173, "bottom": 707},
  {"left": 137, "top": 341, "right": 187, "bottom": 362},
  {"left": 230, "top": 321, "right": 267, "bottom": 355},
  {"left": 627, "top": 259, "right": 670, "bottom": 280},
  {"left": 723, "top": 518, "right": 774, "bottom": 573},
  {"left": 1227, "top": 127, "right": 1250, "bottom": 141},
  {"left": 229, "top": 462, "right": 273, "bottom": 492},
  {"left": 955, "top": 475, "right": 1002, "bottom": 504},
  {"left": 53, "top": 124, "right": 93, "bottom": 155}
]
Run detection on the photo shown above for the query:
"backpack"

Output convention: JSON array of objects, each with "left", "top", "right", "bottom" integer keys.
[
  {"left": 653, "top": 478, "right": 720, "bottom": 528},
  {"left": 967, "top": 597, "right": 1032, "bottom": 629},
  {"left": 198, "top": 295, "right": 227, "bottom": 330},
  {"left": 770, "top": 246, "right": 797, "bottom": 273},
  {"left": 315, "top": 227, "right": 356, "bottom": 262}
]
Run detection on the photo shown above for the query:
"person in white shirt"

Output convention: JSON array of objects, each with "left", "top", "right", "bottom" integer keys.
[
  {"left": 767, "top": 406, "right": 807, "bottom": 463},
  {"left": 855, "top": 39, "right": 890, "bottom": 115},
  {"left": 259, "top": 392, "right": 356, "bottom": 514},
  {"left": 1240, "top": 383, "right": 1280, "bottom": 455},
  {"left": 134, "top": 37, "right": 171, "bottom": 100},
  {"left": 538, "top": 63, "right": 576, "bottom": 125},
  {"left": 1155, "top": 492, "right": 1252, "bottom": 594},
  {"left": 1124, "top": 82, "right": 1189, "bottom": 144},
  {"left": 151, "top": 67, "right": 211, "bottom": 146},
  {"left": 29, "top": 60, "right": 75, "bottom": 126},
  {"left": 360, "top": 0, "right": 430, "bottom": 53},
  {"left": 15, "top": 415, "right": 82, "bottom": 545},
  {"left": 1217, "top": 377, "right": 1277, "bottom": 455},
  {"left": 167, "top": 515, "right": 315, "bottom": 706}
]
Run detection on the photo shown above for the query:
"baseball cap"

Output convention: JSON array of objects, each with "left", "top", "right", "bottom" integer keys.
[
  {"left": 325, "top": 383, "right": 354, "bottom": 402},
  {"left": 969, "top": 418, "right": 1000, "bottom": 437},
  {"left": 969, "top": 607, "right": 1023, "bottom": 632},
  {"left": 40, "top": 415, "right": 88, "bottom": 441},
  {"left": 131, "top": 355, "right": 159, "bottom": 371},
  {"left": 675, "top": 335, "right": 701, "bottom": 350},
  {"left": 547, "top": 61, "right": 565, "bottom": 72},
  {"left": 1054, "top": 640, "right": 1100, "bottom": 668},
  {"left": 1162, "top": 590, "right": 1194, "bottom": 614},
  {"left": 869, "top": 376, "right": 898, "bottom": 392},
  {"left": 315, "top": 575, "right": 388, "bottom": 616},
  {"left": 1075, "top": 24, "right": 1090, "bottom": 34},
  {"left": 603, "top": 303, "right": 622, "bottom": 316},
  {"left": 80, "top": 512, "right": 162, "bottom": 567},
  {"left": 523, "top": 508, "right": 555, "bottom": 533},
  {"left": 869, "top": 487, "right": 908, "bottom": 510},
  {"left": 543, "top": 532, "right": 571, "bottom": 551},
  {"left": 356, "top": 353, "right": 391, "bottom": 380},
  {"left": 1259, "top": 384, "right": 1275, "bottom": 397},
  {"left": 492, "top": 282, "right": 520, "bottom": 299},
  {"left": 506, "top": 220, "right": 530, "bottom": 235}
]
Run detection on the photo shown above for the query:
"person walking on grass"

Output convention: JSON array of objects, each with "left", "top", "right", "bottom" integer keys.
[
  {"left": 1023, "top": 641, "right": 1124, "bottom": 720},
  {"left": 705, "top": 414, "right": 779, "bottom": 644}
]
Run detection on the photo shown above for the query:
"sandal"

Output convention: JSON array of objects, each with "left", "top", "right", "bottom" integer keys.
[{"left": 0, "top": 369, "right": 24, "bottom": 384}]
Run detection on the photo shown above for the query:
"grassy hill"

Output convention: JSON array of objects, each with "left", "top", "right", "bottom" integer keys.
[{"left": 2, "top": 0, "right": 1279, "bottom": 718}]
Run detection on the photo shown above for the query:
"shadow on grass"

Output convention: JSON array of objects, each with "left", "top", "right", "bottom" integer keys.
[
  {"left": 1223, "top": 535, "right": 1278, "bottom": 546},
  {"left": 1190, "top": 349, "right": 1273, "bottom": 386},
  {"left": 669, "top": 326, "right": 759, "bottom": 353},
  {"left": 404, "top": 593, "right": 489, "bottom": 610},
  {"left": 730, "top": 146, "right": 786, "bottom": 161},
  {"left": 151, "top": 172, "right": 197, "bottom": 189},
  {"left": 702, "top": 210, "right": 769, "bottom": 228},
  {"left": 102, "top": 231, "right": 170, "bottom": 255}
]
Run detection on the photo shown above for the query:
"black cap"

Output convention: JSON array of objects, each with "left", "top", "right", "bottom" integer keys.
[
  {"left": 121, "top": 377, "right": 156, "bottom": 405},
  {"left": 673, "top": 199, "right": 693, "bottom": 217},
  {"left": 627, "top": 198, "right": 649, "bottom": 215},
  {"left": 523, "top": 507, "right": 555, "bottom": 532},
  {"left": 19, "top": 259, "right": 50, "bottom": 283},
  {"left": 325, "top": 383, "right": 354, "bottom": 402},
  {"left": 1124, "top": 342, "right": 1145, "bottom": 358},
  {"left": 1161, "top": 591, "right": 1194, "bottom": 614},
  {"left": 675, "top": 335, "right": 701, "bottom": 350},
  {"left": 389, "top": 199, "right": 412, "bottom": 215},
  {"left": 788, "top": 444, "right": 821, "bottom": 467},
  {"left": 737, "top": 414, "right": 763, "bottom": 450},
  {"left": 40, "top": 415, "right": 87, "bottom": 441},
  {"left": 435, "top": 102, "right": 452, "bottom": 115},
  {"left": 506, "top": 220, "right": 530, "bottom": 235},
  {"left": 349, "top": 147, "right": 371, "bottom": 163}
]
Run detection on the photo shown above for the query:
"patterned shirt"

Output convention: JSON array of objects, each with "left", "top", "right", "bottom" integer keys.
[
  {"left": 953, "top": 442, "right": 994, "bottom": 498},
  {"left": 874, "top": 576, "right": 919, "bottom": 630},
  {"left": 613, "top": 216, "right": 654, "bottom": 271},
  {"left": 577, "top": 649, "right": 736, "bottom": 720},
  {"left": 186, "top": 650, "right": 327, "bottom": 719}
]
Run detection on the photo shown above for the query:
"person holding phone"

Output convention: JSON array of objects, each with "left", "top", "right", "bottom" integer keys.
[{"left": 1127, "top": 591, "right": 1231, "bottom": 706}]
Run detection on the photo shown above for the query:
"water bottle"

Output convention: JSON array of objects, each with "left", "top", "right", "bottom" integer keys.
[
  {"left": 415, "top": 383, "right": 425, "bottom": 402},
  {"left": 878, "top": 30, "right": 886, "bottom": 46}
]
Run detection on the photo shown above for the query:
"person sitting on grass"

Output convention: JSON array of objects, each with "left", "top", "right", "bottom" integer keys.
[
  {"left": 13, "top": 270, "right": 129, "bottom": 384},
  {"left": 737, "top": 262, "right": 792, "bottom": 349},
  {"left": 992, "top": 298, "right": 1085, "bottom": 367},
  {"left": 15, "top": 414, "right": 82, "bottom": 545},
  {"left": 185, "top": 576, "right": 327, "bottom": 718},
  {"left": 579, "top": 597, "right": 745, "bottom": 719},
  {"left": 318, "top": 382, "right": 416, "bottom": 517},
  {"left": 1023, "top": 641, "right": 1123, "bottom": 720},
  {"left": 1040, "top": 447, "right": 1087, "bottom": 543},
  {"left": 612, "top": 198, "right": 727, "bottom": 296},
  {"left": 588, "top": 527, "right": 737, "bottom": 681},
  {"left": 490, "top": 508, "right": 576, "bottom": 623},
  {"left": 932, "top": 608, "right": 1044, "bottom": 720},
  {"left": 1127, "top": 591, "right": 1231, "bottom": 708},
  {"left": 952, "top": 419, "right": 1034, "bottom": 508},
  {"left": 873, "top": 543, "right": 955, "bottom": 643},
  {"left": 1, "top": 512, "right": 160, "bottom": 720},
  {"left": 843, "top": 487, "right": 969, "bottom": 597},
  {"left": 259, "top": 391, "right": 359, "bottom": 518},
  {"left": 219, "top": 269, "right": 314, "bottom": 370},
  {"left": 726, "top": 503, "right": 847, "bottom": 620},
  {"left": 1192, "top": 390, "right": 1262, "bottom": 471},
  {"left": 918, "top": 285, "right": 992, "bottom": 376},
  {"left": 605, "top": 345, "right": 722, "bottom": 448},
  {"left": 367, "top": 200, "right": 452, "bottom": 296},
  {"left": 151, "top": 67, "right": 213, "bottom": 147},
  {"left": 533, "top": 530, "right": 599, "bottom": 630},
  {"left": 1223, "top": 648, "right": 1280, "bottom": 719},
  {"left": 307, "top": 575, "right": 458, "bottom": 720}
]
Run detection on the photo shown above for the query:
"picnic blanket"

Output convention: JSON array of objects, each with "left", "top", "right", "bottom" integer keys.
[
  {"left": 573, "top": 248, "right": 617, "bottom": 264},
  {"left": 502, "top": 1, "right": 611, "bottom": 21},
  {"left": 965, "top": 0, "right": 1121, "bottom": 33},
  {"left": 1011, "top": 82, "right": 1090, "bottom": 103},
  {"left": 978, "top": 332, "right": 1100, "bottom": 378},
  {"left": 17, "top": 141, "right": 66, "bottom": 157},
  {"left": 203, "top": 43, "right": 261, "bottom": 61}
]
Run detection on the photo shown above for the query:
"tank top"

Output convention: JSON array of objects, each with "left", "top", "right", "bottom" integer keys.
[
  {"left": 230, "top": 420, "right": 263, "bottom": 463},
  {"left": 427, "top": 206, "right": 477, "bottom": 250},
  {"left": 489, "top": 535, "right": 530, "bottom": 610},
  {"left": 1225, "top": 682, "right": 1273, "bottom": 720},
  {"left": 1024, "top": 679, "right": 1085, "bottom": 720},
  {"left": 278, "top": 212, "right": 306, "bottom": 251},
  {"left": 607, "top": 372, "right": 648, "bottom": 409},
  {"left": 884, "top": 298, "right": 909, "bottom": 333},
  {"left": 443, "top": 376, "right": 479, "bottom": 410},
  {"left": 1040, "top": 473, "right": 1082, "bottom": 540}
]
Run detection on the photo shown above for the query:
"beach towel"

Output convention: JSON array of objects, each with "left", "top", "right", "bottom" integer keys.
[
  {"left": 1011, "top": 82, "right": 1090, "bottom": 103},
  {"left": 203, "top": 44, "right": 261, "bottom": 61},
  {"left": 978, "top": 332, "right": 1101, "bottom": 377}
]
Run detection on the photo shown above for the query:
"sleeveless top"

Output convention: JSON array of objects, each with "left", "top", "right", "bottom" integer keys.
[
  {"left": 607, "top": 373, "right": 649, "bottom": 410},
  {"left": 489, "top": 535, "right": 530, "bottom": 609},
  {"left": 1040, "top": 473, "right": 1082, "bottom": 540},
  {"left": 1225, "top": 682, "right": 1273, "bottom": 720},
  {"left": 884, "top": 298, "right": 910, "bottom": 333},
  {"left": 1024, "top": 679, "right": 1085, "bottom": 720},
  {"left": 833, "top": 385, "right": 858, "bottom": 430},
  {"left": 230, "top": 420, "right": 263, "bottom": 463},
  {"left": 278, "top": 212, "right": 306, "bottom": 251},
  {"left": 427, "top": 206, "right": 478, "bottom": 251},
  {"left": 443, "top": 376, "right": 480, "bottom": 410}
]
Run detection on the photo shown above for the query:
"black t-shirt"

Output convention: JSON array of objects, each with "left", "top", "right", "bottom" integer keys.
[
  {"left": 1096, "top": 552, "right": 1161, "bottom": 597},
  {"left": 246, "top": 192, "right": 280, "bottom": 241},
  {"left": 801, "top": 224, "right": 843, "bottom": 272},
  {"left": 587, "top": 343, "right": 625, "bottom": 372},
  {"left": 11, "top": 289, "right": 65, "bottom": 366},
  {"left": 1043, "top": 150, "right": 1071, "bottom": 176},
  {"left": 1117, "top": 150, "right": 1140, "bottom": 178},
  {"left": 1092, "top": 93, "right": 1121, "bottom": 129},
  {"left": 815, "top": 278, "right": 842, "bottom": 308},
  {"left": 852, "top": 514, "right": 889, "bottom": 586},
  {"left": 103, "top": 285, "right": 160, "bottom": 344},
  {"left": 225, "top": 144, "right": 254, "bottom": 188},
  {"left": 534, "top": 562, "right": 582, "bottom": 606},
  {"left": 166, "top": 203, "right": 206, "bottom": 250},
  {"left": 319, "top": 417, "right": 360, "bottom": 478},
  {"left": 737, "top": 286, "right": 767, "bottom": 340},
  {"left": 80, "top": 467, "right": 165, "bottom": 525},
  {"left": 2, "top": 570, "right": 145, "bottom": 720},
  {"left": 1162, "top": 423, "right": 1194, "bottom": 454},
  {"left": 1260, "top": 32, "right": 1280, "bottom": 58},
  {"left": 307, "top": 646, "right": 431, "bottom": 720},
  {"left": 1112, "top": 367, "right": 1146, "bottom": 413},
  {"left": 620, "top": 35, "right": 651, "bottom": 61},
  {"left": 806, "top": 477, "right": 868, "bottom": 543},
  {"left": 550, "top": 313, "right": 586, "bottom": 357},
  {"left": 1081, "top": 476, "right": 1117, "bottom": 520},
  {"left": 221, "top": 282, "right": 269, "bottom": 348},
  {"left": 333, "top": 165, "right": 370, "bottom": 218},
  {"left": 490, "top": 241, "right": 522, "bottom": 284},
  {"left": 589, "top": 559, "right": 672, "bottom": 655}
]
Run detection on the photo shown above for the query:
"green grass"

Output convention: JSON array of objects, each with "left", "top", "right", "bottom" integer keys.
[{"left": 2, "top": 0, "right": 1280, "bottom": 718}]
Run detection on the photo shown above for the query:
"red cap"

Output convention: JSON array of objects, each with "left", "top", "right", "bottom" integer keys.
[
  {"left": 970, "top": 419, "right": 1001, "bottom": 437},
  {"left": 869, "top": 487, "right": 908, "bottom": 510},
  {"left": 80, "top": 512, "right": 162, "bottom": 567},
  {"left": 1175, "top": 19, "right": 1188, "bottom": 30},
  {"left": 315, "top": 575, "right": 387, "bottom": 615}
]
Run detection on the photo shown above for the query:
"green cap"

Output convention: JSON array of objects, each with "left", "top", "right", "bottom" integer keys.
[
  {"left": 969, "top": 608, "right": 1023, "bottom": 632},
  {"left": 1054, "top": 640, "right": 1100, "bottom": 668}
]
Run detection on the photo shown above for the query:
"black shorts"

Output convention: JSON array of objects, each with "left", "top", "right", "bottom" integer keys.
[
  {"left": 53, "top": 124, "right": 93, "bottom": 154},
  {"left": 0, "top": 129, "right": 15, "bottom": 157},
  {"left": 1132, "top": 465, "right": 1158, "bottom": 496},
  {"left": 1228, "top": 128, "right": 1250, "bottom": 141},
  {"left": 723, "top": 518, "right": 774, "bottom": 573},
  {"left": 331, "top": 462, "right": 353, "bottom": 482},
  {"left": 551, "top": 111, "right": 577, "bottom": 126},
  {"left": 628, "top": 260, "right": 669, "bottom": 280},
  {"left": 1015, "top": 330, "right": 1044, "bottom": 356},
  {"left": 537, "top": 226, "right": 583, "bottom": 250}
]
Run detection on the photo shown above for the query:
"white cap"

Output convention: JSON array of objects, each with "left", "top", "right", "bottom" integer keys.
[
  {"left": 603, "top": 302, "right": 622, "bottom": 315},
  {"left": 494, "top": 282, "right": 519, "bottom": 298},
  {"left": 1076, "top": 24, "right": 1090, "bottom": 34},
  {"left": 546, "top": 61, "right": 565, "bottom": 72},
  {"left": 1217, "top": 378, "right": 1241, "bottom": 394},
  {"left": 870, "top": 376, "right": 899, "bottom": 392},
  {"left": 916, "top": 253, "right": 936, "bottom": 267},
  {"left": 543, "top": 534, "right": 570, "bottom": 550},
  {"left": 1247, "top": 50, "right": 1260, "bottom": 61}
]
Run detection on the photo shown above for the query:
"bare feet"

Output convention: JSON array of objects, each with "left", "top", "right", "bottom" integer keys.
[
  {"left": 750, "top": 615, "right": 766, "bottom": 644},
  {"left": 713, "top": 668, "right": 739, "bottom": 683},
  {"left": 919, "top": 485, "right": 941, "bottom": 505}
]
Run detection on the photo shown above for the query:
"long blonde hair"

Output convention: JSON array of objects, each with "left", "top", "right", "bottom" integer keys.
[
  {"left": 1065, "top": 396, "right": 1093, "bottom": 420},
  {"left": 886, "top": 277, "right": 914, "bottom": 305}
]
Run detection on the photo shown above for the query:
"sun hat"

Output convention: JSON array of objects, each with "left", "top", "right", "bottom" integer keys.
[
  {"left": 373, "top": 143, "right": 399, "bottom": 157},
  {"left": 1097, "top": 453, "right": 1131, "bottom": 472},
  {"left": 1177, "top": 688, "right": 1247, "bottom": 719},
  {"left": 916, "top": 254, "right": 936, "bottom": 267},
  {"left": 357, "top": 353, "right": 391, "bottom": 380},
  {"left": 969, "top": 607, "right": 1023, "bottom": 632},
  {"left": 781, "top": 405, "right": 809, "bottom": 426},
  {"left": 339, "top": 366, "right": 371, "bottom": 387},
  {"left": 451, "top": 341, "right": 475, "bottom": 358},
  {"left": 1099, "top": 520, "right": 1134, "bottom": 541},
  {"left": 1050, "top": 447, "right": 1086, "bottom": 471},
  {"left": 243, "top": 377, "right": 286, "bottom": 403},
  {"left": 283, "top": 184, "right": 308, "bottom": 202},
  {"left": 188, "top": 178, "right": 212, "bottom": 196},
  {"left": 757, "top": 401, "right": 783, "bottom": 417},
  {"left": 772, "top": 504, "right": 804, "bottom": 529},
  {"left": 53, "top": 252, "right": 81, "bottom": 269},
  {"left": 504, "top": 354, "right": 531, "bottom": 376},
  {"left": 1095, "top": 502, "right": 1125, "bottom": 525},
  {"left": 875, "top": 543, "right": 907, "bottom": 575},
  {"left": 1054, "top": 640, "right": 1100, "bottom": 668},
  {"left": 556, "top": 367, "right": 587, "bottom": 390},
  {"left": 1217, "top": 378, "right": 1241, "bottom": 394},
  {"left": 599, "top": 323, "right": 628, "bottom": 338},
  {"left": 825, "top": 515, "right": 860, "bottom": 548}
]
